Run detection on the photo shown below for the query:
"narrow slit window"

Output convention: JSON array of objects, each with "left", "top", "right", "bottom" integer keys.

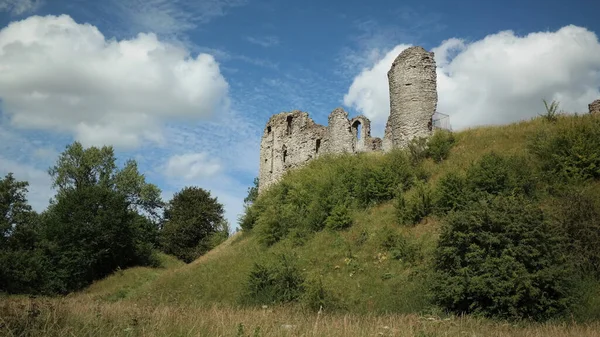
[
  {"left": 286, "top": 116, "right": 293, "bottom": 135},
  {"left": 282, "top": 145, "right": 287, "bottom": 163},
  {"left": 315, "top": 139, "right": 321, "bottom": 154}
]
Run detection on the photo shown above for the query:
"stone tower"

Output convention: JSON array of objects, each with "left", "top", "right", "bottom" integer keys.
[
  {"left": 386, "top": 46, "right": 438, "bottom": 148},
  {"left": 590, "top": 99, "right": 600, "bottom": 114}
]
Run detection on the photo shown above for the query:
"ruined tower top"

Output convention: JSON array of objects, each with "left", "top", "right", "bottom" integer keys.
[
  {"left": 590, "top": 99, "right": 600, "bottom": 114},
  {"left": 386, "top": 46, "right": 438, "bottom": 148}
]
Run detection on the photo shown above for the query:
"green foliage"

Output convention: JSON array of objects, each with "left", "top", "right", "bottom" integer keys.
[
  {"left": 529, "top": 114, "right": 600, "bottom": 181},
  {"left": 549, "top": 184, "right": 600, "bottom": 278},
  {"left": 427, "top": 130, "right": 456, "bottom": 163},
  {"left": 247, "top": 151, "right": 416, "bottom": 246},
  {"left": 301, "top": 276, "right": 341, "bottom": 311},
  {"left": 48, "top": 142, "right": 164, "bottom": 223},
  {"left": 1, "top": 142, "right": 164, "bottom": 295},
  {"left": 540, "top": 99, "right": 560, "bottom": 122},
  {"left": 40, "top": 185, "right": 152, "bottom": 294},
  {"left": 379, "top": 228, "right": 422, "bottom": 264},
  {"left": 325, "top": 204, "right": 353, "bottom": 230},
  {"left": 244, "top": 177, "right": 259, "bottom": 205},
  {"left": 396, "top": 182, "right": 433, "bottom": 226},
  {"left": 160, "top": 186, "right": 227, "bottom": 263},
  {"left": 407, "top": 137, "right": 429, "bottom": 165},
  {"left": 467, "top": 152, "right": 535, "bottom": 197},
  {"left": 433, "top": 172, "right": 470, "bottom": 215},
  {"left": 407, "top": 130, "right": 456, "bottom": 165},
  {"left": 242, "top": 253, "right": 305, "bottom": 305},
  {"left": 432, "top": 195, "right": 574, "bottom": 320}
]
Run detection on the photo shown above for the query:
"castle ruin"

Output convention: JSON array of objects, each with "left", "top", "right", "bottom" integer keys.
[
  {"left": 258, "top": 46, "right": 439, "bottom": 193},
  {"left": 590, "top": 99, "right": 600, "bottom": 114}
]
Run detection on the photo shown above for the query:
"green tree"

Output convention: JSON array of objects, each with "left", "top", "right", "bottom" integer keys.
[
  {"left": 0, "top": 173, "right": 34, "bottom": 246},
  {"left": 48, "top": 142, "right": 164, "bottom": 223},
  {"left": 0, "top": 173, "right": 49, "bottom": 294},
  {"left": 41, "top": 185, "right": 143, "bottom": 293},
  {"left": 161, "top": 186, "right": 226, "bottom": 263},
  {"left": 244, "top": 177, "right": 259, "bottom": 205}
]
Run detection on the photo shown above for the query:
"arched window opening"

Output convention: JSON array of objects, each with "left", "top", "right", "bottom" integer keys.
[
  {"left": 352, "top": 120, "right": 362, "bottom": 140},
  {"left": 315, "top": 139, "right": 321, "bottom": 154},
  {"left": 282, "top": 145, "right": 288, "bottom": 163},
  {"left": 286, "top": 116, "right": 293, "bottom": 135}
]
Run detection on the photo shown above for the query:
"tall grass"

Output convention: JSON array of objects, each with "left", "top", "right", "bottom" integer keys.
[{"left": 2, "top": 297, "right": 600, "bottom": 337}]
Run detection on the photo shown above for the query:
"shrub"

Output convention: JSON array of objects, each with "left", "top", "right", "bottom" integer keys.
[
  {"left": 434, "top": 172, "right": 470, "bottom": 215},
  {"left": 301, "top": 276, "right": 341, "bottom": 311},
  {"left": 529, "top": 114, "right": 600, "bottom": 181},
  {"left": 408, "top": 137, "right": 429, "bottom": 165},
  {"left": 379, "top": 228, "right": 422, "bottom": 264},
  {"left": 549, "top": 184, "right": 600, "bottom": 278},
  {"left": 539, "top": 99, "right": 560, "bottom": 123},
  {"left": 427, "top": 130, "right": 456, "bottom": 163},
  {"left": 467, "top": 152, "right": 536, "bottom": 197},
  {"left": 325, "top": 204, "right": 353, "bottom": 230},
  {"left": 432, "top": 195, "right": 574, "bottom": 320},
  {"left": 242, "top": 253, "right": 305, "bottom": 305},
  {"left": 396, "top": 182, "right": 433, "bottom": 226}
]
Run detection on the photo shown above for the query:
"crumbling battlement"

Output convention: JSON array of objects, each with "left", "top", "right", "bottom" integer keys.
[
  {"left": 258, "top": 108, "right": 382, "bottom": 193},
  {"left": 590, "top": 99, "right": 600, "bottom": 114},
  {"left": 258, "top": 46, "right": 439, "bottom": 193}
]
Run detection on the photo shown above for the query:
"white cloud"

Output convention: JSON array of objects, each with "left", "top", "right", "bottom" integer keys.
[
  {"left": 343, "top": 25, "right": 600, "bottom": 133},
  {"left": 0, "top": 157, "right": 54, "bottom": 212},
  {"left": 343, "top": 44, "right": 411, "bottom": 133},
  {"left": 0, "top": 14, "right": 230, "bottom": 149},
  {"left": 0, "top": 0, "right": 42, "bottom": 15},
  {"left": 164, "top": 153, "right": 222, "bottom": 180},
  {"left": 111, "top": 0, "right": 247, "bottom": 37},
  {"left": 245, "top": 35, "right": 279, "bottom": 47}
]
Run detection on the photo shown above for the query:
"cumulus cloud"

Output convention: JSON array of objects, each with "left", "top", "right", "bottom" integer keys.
[
  {"left": 344, "top": 25, "right": 600, "bottom": 132},
  {"left": 0, "top": 14, "right": 230, "bottom": 148},
  {"left": 164, "top": 153, "right": 222, "bottom": 180},
  {"left": 0, "top": 0, "right": 42, "bottom": 15}
]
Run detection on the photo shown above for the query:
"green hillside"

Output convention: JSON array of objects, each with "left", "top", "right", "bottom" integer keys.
[{"left": 76, "top": 113, "right": 600, "bottom": 320}]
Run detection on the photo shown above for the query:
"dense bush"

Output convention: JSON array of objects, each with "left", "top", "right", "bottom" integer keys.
[
  {"left": 434, "top": 152, "right": 536, "bottom": 217},
  {"left": 433, "top": 172, "right": 470, "bottom": 215},
  {"left": 379, "top": 228, "right": 423, "bottom": 264},
  {"left": 427, "top": 130, "right": 456, "bottom": 163},
  {"left": 407, "top": 130, "right": 456, "bottom": 165},
  {"left": 549, "top": 184, "right": 600, "bottom": 278},
  {"left": 395, "top": 182, "right": 433, "bottom": 226},
  {"left": 529, "top": 114, "right": 600, "bottom": 181},
  {"left": 432, "top": 195, "right": 574, "bottom": 320},
  {"left": 325, "top": 204, "right": 353, "bottom": 230},
  {"left": 242, "top": 253, "right": 305, "bottom": 305},
  {"left": 161, "top": 187, "right": 228, "bottom": 263}
]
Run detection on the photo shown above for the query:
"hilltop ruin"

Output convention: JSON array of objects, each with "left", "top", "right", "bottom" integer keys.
[{"left": 258, "top": 46, "right": 440, "bottom": 193}]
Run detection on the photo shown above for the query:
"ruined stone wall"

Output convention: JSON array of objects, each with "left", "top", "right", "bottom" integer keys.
[
  {"left": 590, "top": 99, "right": 600, "bottom": 114},
  {"left": 258, "top": 108, "right": 382, "bottom": 193},
  {"left": 386, "top": 46, "right": 437, "bottom": 148},
  {"left": 258, "top": 46, "right": 439, "bottom": 193}
]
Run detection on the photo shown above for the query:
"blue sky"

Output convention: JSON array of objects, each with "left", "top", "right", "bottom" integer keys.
[{"left": 0, "top": 0, "right": 599, "bottom": 227}]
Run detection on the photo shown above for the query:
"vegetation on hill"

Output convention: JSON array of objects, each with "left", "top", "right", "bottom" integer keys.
[
  {"left": 2, "top": 110, "right": 600, "bottom": 335},
  {"left": 0, "top": 142, "right": 229, "bottom": 296}
]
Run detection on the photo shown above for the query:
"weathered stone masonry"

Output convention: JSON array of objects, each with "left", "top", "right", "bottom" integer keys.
[{"left": 258, "top": 46, "right": 439, "bottom": 193}]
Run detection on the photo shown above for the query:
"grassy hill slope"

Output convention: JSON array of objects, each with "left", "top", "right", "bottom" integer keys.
[{"left": 77, "top": 114, "right": 600, "bottom": 320}]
